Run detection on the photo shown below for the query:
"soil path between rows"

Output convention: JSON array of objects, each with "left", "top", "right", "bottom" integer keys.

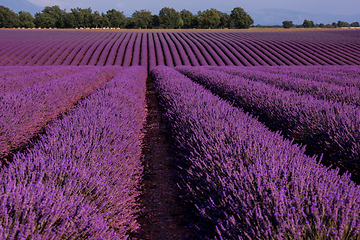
[{"left": 132, "top": 76, "right": 191, "bottom": 239}]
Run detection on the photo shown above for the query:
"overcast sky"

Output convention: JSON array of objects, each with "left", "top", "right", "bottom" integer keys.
[{"left": 27, "top": 0, "right": 360, "bottom": 16}]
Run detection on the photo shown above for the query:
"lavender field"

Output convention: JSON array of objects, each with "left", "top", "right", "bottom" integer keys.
[{"left": 0, "top": 29, "right": 360, "bottom": 239}]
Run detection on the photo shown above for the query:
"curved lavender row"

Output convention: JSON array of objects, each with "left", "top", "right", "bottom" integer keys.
[
  {"left": 0, "top": 66, "right": 87, "bottom": 94},
  {"left": 199, "top": 33, "right": 243, "bottom": 66},
  {"left": 158, "top": 33, "right": 174, "bottom": 67},
  {"left": 165, "top": 33, "right": 189, "bottom": 66},
  {"left": 172, "top": 33, "right": 198, "bottom": 66},
  {"left": 162, "top": 33, "right": 181, "bottom": 66},
  {"left": 248, "top": 39, "right": 295, "bottom": 65},
  {"left": 71, "top": 33, "right": 108, "bottom": 66},
  {"left": 183, "top": 33, "right": 216, "bottom": 65},
  {"left": 226, "top": 32, "right": 322, "bottom": 65},
  {"left": 176, "top": 66, "right": 360, "bottom": 181},
  {"left": 44, "top": 33, "right": 89, "bottom": 66},
  {"left": 0, "top": 41, "right": 40, "bottom": 64},
  {"left": 9, "top": 40, "right": 63, "bottom": 66},
  {"left": 122, "top": 33, "right": 137, "bottom": 67},
  {"left": 188, "top": 33, "right": 226, "bottom": 66},
  {"left": 20, "top": 39, "right": 68, "bottom": 66},
  {"left": 196, "top": 33, "right": 235, "bottom": 65},
  {"left": 104, "top": 33, "right": 127, "bottom": 66},
  {"left": 177, "top": 33, "right": 207, "bottom": 66},
  {"left": 57, "top": 34, "right": 96, "bottom": 65},
  {"left": 114, "top": 33, "right": 132, "bottom": 65},
  {"left": 257, "top": 39, "right": 307, "bottom": 65},
  {"left": 140, "top": 33, "right": 148, "bottom": 67},
  {"left": 26, "top": 40, "right": 70, "bottom": 66},
  {"left": 148, "top": 33, "right": 156, "bottom": 70},
  {"left": 215, "top": 33, "right": 265, "bottom": 66},
  {"left": 312, "top": 41, "right": 360, "bottom": 65},
  {"left": 96, "top": 33, "right": 121, "bottom": 66},
  {"left": 207, "top": 66, "right": 360, "bottom": 107},
  {"left": 0, "top": 66, "right": 147, "bottom": 239},
  {"left": 1, "top": 40, "right": 49, "bottom": 66},
  {"left": 131, "top": 33, "right": 142, "bottom": 66},
  {"left": 17, "top": 32, "right": 77, "bottom": 66},
  {"left": 86, "top": 32, "right": 116, "bottom": 66},
  {"left": 212, "top": 33, "right": 257, "bottom": 66},
  {"left": 38, "top": 32, "right": 89, "bottom": 66},
  {"left": 0, "top": 66, "right": 123, "bottom": 160},
  {"left": 151, "top": 65, "right": 360, "bottom": 239},
  {"left": 299, "top": 40, "right": 356, "bottom": 65}
]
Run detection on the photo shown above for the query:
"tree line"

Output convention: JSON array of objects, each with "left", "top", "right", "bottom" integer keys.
[
  {"left": 282, "top": 20, "right": 360, "bottom": 29},
  {"left": 0, "top": 5, "right": 254, "bottom": 29}
]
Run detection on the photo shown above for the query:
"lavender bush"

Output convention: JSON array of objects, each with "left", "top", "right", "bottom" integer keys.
[
  {"left": 0, "top": 66, "right": 122, "bottom": 160},
  {"left": 176, "top": 66, "right": 360, "bottom": 181},
  {"left": 206, "top": 66, "right": 360, "bottom": 107},
  {"left": 151, "top": 65, "right": 360, "bottom": 239},
  {"left": 0, "top": 66, "right": 147, "bottom": 238}
]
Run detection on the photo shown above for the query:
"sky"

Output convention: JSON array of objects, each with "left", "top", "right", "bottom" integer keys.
[{"left": 26, "top": 0, "right": 360, "bottom": 16}]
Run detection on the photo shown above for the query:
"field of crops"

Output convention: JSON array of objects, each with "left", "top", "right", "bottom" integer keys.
[{"left": 1, "top": 29, "right": 360, "bottom": 239}]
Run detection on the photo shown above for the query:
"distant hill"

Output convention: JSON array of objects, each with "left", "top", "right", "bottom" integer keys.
[
  {"left": 248, "top": 8, "right": 360, "bottom": 26},
  {"left": 0, "top": 0, "right": 42, "bottom": 14}
]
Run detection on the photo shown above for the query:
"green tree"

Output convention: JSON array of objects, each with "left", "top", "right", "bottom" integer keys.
[
  {"left": 71, "top": 7, "right": 93, "bottom": 28},
  {"left": 18, "top": 11, "right": 35, "bottom": 28},
  {"left": 180, "top": 9, "right": 196, "bottom": 28},
  {"left": 350, "top": 21, "right": 359, "bottom": 27},
  {"left": 0, "top": 5, "right": 20, "bottom": 28},
  {"left": 197, "top": 8, "right": 222, "bottom": 29},
  {"left": 106, "top": 9, "right": 126, "bottom": 28},
  {"left": 302, "top": 19, "right": 314, "bottom": 28},
  {"left": 337, "top": 20, "right": 350, "bottom": 27},
  {"left": 130, "top": 10, "right": 152, "bottom": 29},
  {"left": 220, "top": 13, "right": 233, "bottom": 29},
  {"left": 151, "top": 15, "right": 160, "bottom": 28},
  {"left": 63, "top": 12, "right": 75, "bottom": 28},
  {"left": 319, "top": 23, "right": 325, "bottom": 28},
  {"left": 158, "top": 7, "right": 182, "bottom": 29},
  {"left": 34, "top": 5, "right": 66, "bottom": 28},
  {"left": 282, "top": 20, "right": 293, "bottom": 29},
  {"left": 230, "top": 7, "right": 253, "bottom": 29},
  {"left": 99, "top": 13, "right": 110, "bottom": 28},
  {"left": 332, "top": 22, "right": 337, "bottom": 28}
]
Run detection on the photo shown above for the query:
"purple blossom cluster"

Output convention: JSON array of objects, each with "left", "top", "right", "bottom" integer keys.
[
  {"left": 151, "top": 65, "right": 360, "bottom": 239},
  {"left": 0, "top": 66, "right": 147, "bottom": 238},
  {"left": 175, "top": 66, "right": 360, "bottom": 182},
  {"left": 1, "top": 29, "right": 360, "bottom": 67},
  {"left": 205, "top": 65, "right": 360, "bottom": 107},
  {"left": 0, "top": 66, "right": 123, "bottom": 161}
]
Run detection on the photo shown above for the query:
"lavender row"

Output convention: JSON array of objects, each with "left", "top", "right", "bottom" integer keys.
[
  {"left": 0, "top": 66, "right": 88, "bottom": 94},
  {"left": 1, "top": 30, "right": 360, "bottom": 66},
  {"left": 253, "top": 65, "right": 360, "bottom": 88},
  {"left": 176, "top": 66, "right": 360, "bottom": 181},
  {"left": 0, "top": 66, "right": 122, "bottom": 161},
  {"left": 0, "top": 66, "right": 147, "bottom": 239},
  {"left": 151, "top": 65, "right": 360, "bottom": 239},
  {"left": 206, "top": 66, "right": 360, "bottom": 107}
]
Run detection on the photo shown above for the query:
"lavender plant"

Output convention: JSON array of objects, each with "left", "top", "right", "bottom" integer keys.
[
  {"left": 151, "top": 65, "right": 360, "bottom": 239},
  {"left": 176, "top": 66, "right": 360, "bottom": 182},
  {"left": 0, "top": 66, "right": 147, "bottom": 238}
]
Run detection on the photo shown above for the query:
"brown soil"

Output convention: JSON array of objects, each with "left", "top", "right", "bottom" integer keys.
[{"left": 131, "top": 76, "right": 191, "bottom": 239}]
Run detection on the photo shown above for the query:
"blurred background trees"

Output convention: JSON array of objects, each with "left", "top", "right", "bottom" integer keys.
[
  {"left": 0, "top": 5, "right": 255, "bottom": 29},
  {"left": 1, "top": 4, "right": 359, "bottom": 30}
]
